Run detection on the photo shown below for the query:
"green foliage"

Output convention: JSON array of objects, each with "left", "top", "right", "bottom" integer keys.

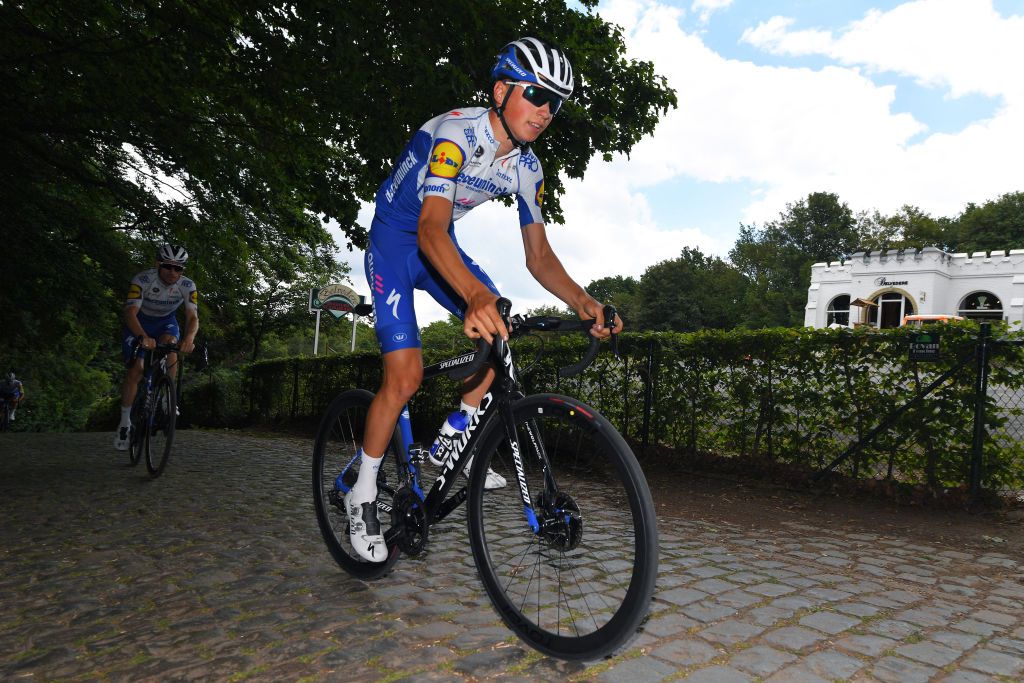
[
  {"left": 633, "top": 247, "right": 747, "bottom": 331},
  {"left": 3, "top": 321, "right": 114, "bottom": 432},
  {"left": 956, "top": 191, "right": 1024, "bottom": 254},
  {"left": 730, "top": 192, "right": 860, "bottom": 327},
  {"left": 219, "top": 324, "right": 1024, "bottom": 494}
]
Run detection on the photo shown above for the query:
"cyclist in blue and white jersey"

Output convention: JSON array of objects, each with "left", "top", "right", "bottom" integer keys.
[
  {"left": 0, "top": 371, "right": 24, "bottom": 420},
  {"left": 345, "top": 38, "right": 623, "bottom": 562},
  {"left": 114, "top": 244, "right": 199, "bottom": 450}
]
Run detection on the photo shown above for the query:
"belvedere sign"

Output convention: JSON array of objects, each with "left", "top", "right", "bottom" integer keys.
[{"left": 310, "top": 284, "right": 362, "bottom": 320}]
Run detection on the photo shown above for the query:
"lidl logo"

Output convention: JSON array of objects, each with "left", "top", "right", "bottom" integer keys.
[
  {"left": 535, "top": 179, "right": 545, "bottom": 208},
  {"left": 189, "top": 290, "right": 198, "bottom": 305},
  {"left": 127, "top": 284, "right": 142, "bottom": 300},
  {"left": 429, "top": 140, "right": 464, "bottom": 179}
]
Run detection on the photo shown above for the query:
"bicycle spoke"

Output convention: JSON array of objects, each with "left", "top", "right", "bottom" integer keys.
[{"left": 469, "top": 394, "right": 657, "bottom": 660}]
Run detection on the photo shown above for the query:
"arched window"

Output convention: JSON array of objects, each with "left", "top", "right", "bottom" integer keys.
[
  {"left": 959, "top": 292, "right": 1003, "bottom": 321},
  {"left": 826, "top": 295, "right": 851, "bottom": 326},
  {"left": 867, "top": 292, "right": 915, "bottom": 328}
]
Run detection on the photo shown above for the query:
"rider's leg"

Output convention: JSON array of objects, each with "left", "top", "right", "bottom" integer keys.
[
  {"left": 159, "top": 333, "right": 179, "bottom": 382},
  {"left": 115, "top": 359, "right": 144, "bottom": 449},
  {"left": 458, "top": 365, "right": 507, "bottom": 489},
  {"left": 460, "top": 366, "right": 495, "bottom": 411},
  {"left": 346, "top": 347, "right": 422, "bottom": 562}
]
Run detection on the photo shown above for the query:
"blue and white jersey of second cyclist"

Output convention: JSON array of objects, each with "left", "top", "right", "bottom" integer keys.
[{"left": 373, "top": 107, "right": 546, "bottom": 232}]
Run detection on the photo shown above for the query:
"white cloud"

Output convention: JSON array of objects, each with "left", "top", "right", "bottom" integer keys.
[
  {"left": 691, "top": 0, "right": 732, "bottom": 23},
  {"left": 598, "top": 0, "right": 1024, "bottom": 224},
  {"left": 332, "top": 0, "right": 1024, "bottom": 326},
  {"left": 742, "top": 0, "right": 1024, "bottom": 101}
]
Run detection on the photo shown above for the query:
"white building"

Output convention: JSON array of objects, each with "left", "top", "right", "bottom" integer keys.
[{"left": 805, "top": 247, "right": 1024, "bottom": 329}]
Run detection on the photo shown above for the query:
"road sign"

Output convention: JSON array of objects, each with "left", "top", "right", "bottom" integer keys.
[{"left": 310, "top": 284, "right": 363, "bottom": 320}]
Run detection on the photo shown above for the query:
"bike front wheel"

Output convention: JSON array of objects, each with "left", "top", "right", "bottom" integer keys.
[
  {"left": 144, "top": 375, "right": 176, "bottom": 477},
  {"left": 468, "top": 393, "right": 658, "bottom": 661},
  {"left": 312, "top": 389, "right": 406, "bottom": 580}
]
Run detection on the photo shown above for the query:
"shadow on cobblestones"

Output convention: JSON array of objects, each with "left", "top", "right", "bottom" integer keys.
[{"left": 1, "top": 431, "right": 1022, "bottom": 682}]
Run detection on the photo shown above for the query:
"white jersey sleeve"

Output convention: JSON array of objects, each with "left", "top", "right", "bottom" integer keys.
[{"left": 513, "top": 149, "right": 545, "bottom": 226}]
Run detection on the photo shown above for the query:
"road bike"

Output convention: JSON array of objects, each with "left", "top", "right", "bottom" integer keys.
[
  {"left": 126, "top": 341, "right": 205, "bottom": 477},
  {"left": 312, "top": 299, "right": 658, "bottom": 661}
]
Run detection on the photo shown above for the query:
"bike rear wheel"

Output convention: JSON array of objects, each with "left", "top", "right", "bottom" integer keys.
[
  {"left": 144, "top": 375, "right": 176, "bottom": 477},
  {"left": 312, "top": 389, "right": 406, "bottom": 580},
  {"left": 468, "top": 393, "right": 658, "bottom": 661}
]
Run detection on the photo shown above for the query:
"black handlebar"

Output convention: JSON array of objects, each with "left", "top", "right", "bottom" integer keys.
[
  {"left": 448, "top": 337, "right": 492, "bottom": 380},
  {"left": 126, "top": 337, "right": 208, "bottom": 371},
  {"left": 427, "top": 298, "right": 617, "bottom": 381},
  {"left": 557, "top": 304, "right": 618, "bottom": 378},
  {"left": 448, "top": 297, "right": 511, "bottom": 380}
]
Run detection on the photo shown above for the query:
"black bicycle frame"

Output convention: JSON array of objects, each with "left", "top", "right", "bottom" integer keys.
[{"left": 380, "top": 335, "right": 550, "bottom": 546}]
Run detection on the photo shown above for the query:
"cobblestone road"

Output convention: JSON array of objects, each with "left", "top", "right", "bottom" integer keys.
[{"left": 1, "top": 431, "right": 1022, "bottom": 682}]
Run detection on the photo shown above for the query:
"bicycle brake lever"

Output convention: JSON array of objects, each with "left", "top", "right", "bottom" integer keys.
[{"left": 603, "top": 304, "right": 621, "bottom": 359}]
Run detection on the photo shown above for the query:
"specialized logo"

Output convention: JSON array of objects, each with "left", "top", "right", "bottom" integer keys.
[
  {"left": 386, "top": 289, "right": 401, "bottom": 319},
  {"left": 435, "top": 392, "right": 491, "bottom": 490},
  {"left": 519, "top": 151, "right": 539, "bottom": 172},
  {"left": 127, "top": 284, "right": 142, "bottom": 300},
  {"left": 428, "top": 140, "right": 464, "bottom": 179},
  {"left": 189, "top": 290, "right": 198, "bottom": 305},
  {"left": 501, "top": 58, "right": 530, "bottom": 80},
  {"left": 534, "top": 179, "right": 545, "bottom": 208}
]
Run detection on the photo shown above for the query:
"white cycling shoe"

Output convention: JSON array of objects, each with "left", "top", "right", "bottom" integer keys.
[
  {"left": 463, "top": 453, "right": 507, "bottom": 490},
  {"left": 113, "top": 425, "right": 131, "bottom": 451},
  {"left": 344, "top": 490, "right": 386, "bottom": 562}
]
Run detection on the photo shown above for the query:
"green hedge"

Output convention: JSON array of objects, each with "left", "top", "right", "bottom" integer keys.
[{"left": 183, "top": 324, "right": 1024, "bottom": 492}]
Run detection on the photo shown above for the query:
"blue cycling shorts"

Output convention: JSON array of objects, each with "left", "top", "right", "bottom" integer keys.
[
  {"left": 365, "top": 218, "right": 499, "bottom": 354},
  {"left": 121, "top": 313, "right": 180, "bottom": 362}
]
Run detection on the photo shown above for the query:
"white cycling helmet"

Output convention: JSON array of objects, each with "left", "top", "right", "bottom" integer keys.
[
  {"left": 158, "top": 244, "right": 189, "bottom": 264},
  {"left": 491, "top": 37, "right": 574, "bottom": 99}
]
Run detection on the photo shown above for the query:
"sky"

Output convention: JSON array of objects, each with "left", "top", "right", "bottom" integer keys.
[{"left": 330, "top": 0, "right": 1024, "bottom": 326}]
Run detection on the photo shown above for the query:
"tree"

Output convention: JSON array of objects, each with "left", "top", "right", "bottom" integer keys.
[
  {"left": 956, "top": 191, "right": 1024, "bottom": 254},
  {"left": 586, "top": 275, "right": 639, "bottom": 324},
  {"left": 858, "top": 206, "right": 957, "bottom": 252},
  {"left": 1, "top": 1, "right": 675, "bottom": 427},
  {"left": 633, "top": 247, "right": 747, "bottom": 332},
  {"left": 730, "top": 192, "right": 859, "bottom": 327}
]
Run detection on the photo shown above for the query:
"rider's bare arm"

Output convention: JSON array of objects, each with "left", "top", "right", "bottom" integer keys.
[
  {"left": 418, "top": 195, "right": 508, "bottom": 342},
  {"left": 520, "top": 222, "right": 623, "bottom": 337},
  {"left": 122, "top": 305, "right": 156, "bottom": 349},
  {"left": 180, "top": 308, "right": 199, "bottom": 353}
]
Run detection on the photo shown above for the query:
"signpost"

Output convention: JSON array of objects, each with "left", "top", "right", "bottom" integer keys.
[
  {"left": 909, "top": 331, "right": 941, "bottom": 362},
  {"left": 309, "top": 284, "right": 368, "bottom": 354}
]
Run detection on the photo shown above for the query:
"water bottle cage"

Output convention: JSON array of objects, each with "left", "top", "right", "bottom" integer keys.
[{"left": 408, "top": 444, "right": 429, "bottom": 465}]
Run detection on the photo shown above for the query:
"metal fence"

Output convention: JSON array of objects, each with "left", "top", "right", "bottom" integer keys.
[{"left": 189, "top": 324, "right": 1024, "bottom": 499}]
